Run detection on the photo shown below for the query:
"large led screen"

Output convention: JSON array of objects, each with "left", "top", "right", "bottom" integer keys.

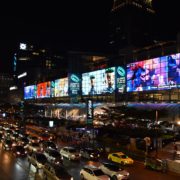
[
  {"left": 68, "top": 73, "right": 81, "bottom": 96},
  {"left": 24, "top": 85, "right": 37, "bottom": 99},
  {"left": 127, "top": 53, "right": 180, "bottom": 92},
  {"left": 37, "top": 82, "right": 51, "bottom": 98},
  {"left": 55, "top": 78, "right": 68, "bottom": 97},
  {"left": 82, "top": 67, "right": 115, "bottom": 95}
]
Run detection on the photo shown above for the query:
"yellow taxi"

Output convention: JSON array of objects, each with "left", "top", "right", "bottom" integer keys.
[{"left": 108, "top": 152, "right": 134, "bottom": 165}]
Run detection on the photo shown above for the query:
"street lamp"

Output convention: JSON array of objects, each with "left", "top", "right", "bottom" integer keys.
[{"left": 155, "top": 110, "right": 158, "bottom": 156}]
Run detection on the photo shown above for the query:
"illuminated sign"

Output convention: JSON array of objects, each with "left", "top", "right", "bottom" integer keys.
[
  {"left": 82, "top": 67, "right": 115, "bottom": 95},
  {"left": 18, "top": 72, "right": 27, "bottom": 79},
  {"left": 37, "top": 82, "right": 51, "bottom": 98},
  {"left": 69, "top": 74, "right": 81, "bottom": 96},
  {"left": 10, "top": 86, "right": 18, "bottom": 91},
  {"left": 24, "top": 85, "right": 37, "bottom": 99},
  {"left": 127, "top": 53, "right": 180, "bottom": 92},
  {"left": 20, "top": 43, "right": 27, "bottom": 50},
  {"left": 51, "top": 81, "right": 55, "bottom": 97},
  {"left": 116, "top": 66, "right": 126, "bottom": 93},
  {"left": 55, "top": 78, "right": 68, "bottom": 97},
  {"left": 86, "top": 99, "right": 93, "bottom": 124}
]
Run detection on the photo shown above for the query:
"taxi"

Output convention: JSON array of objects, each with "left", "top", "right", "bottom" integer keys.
[{"left": 108, "top": 152, "right": 134, "bottom": 165}]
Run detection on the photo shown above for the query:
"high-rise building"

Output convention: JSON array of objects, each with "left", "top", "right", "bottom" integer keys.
[
  {"left": 14, "top": 43, "right": 67, "bottom": 84},
  {"left": 109, "top": 0, "right": 155, "bottom": 54}
]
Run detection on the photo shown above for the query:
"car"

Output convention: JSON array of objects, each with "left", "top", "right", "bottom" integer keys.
[
  {"left": 60, "top": 146, "right": 81, "bottom": 160},
  {"left": 80, "top": 165, "right": 110, "bottom": 180},
  {"left": 108, "top": 152, "right": 134, "bottom": 165},
  {"left": 0, "top": 133, "right": 3, "bottom": 141},
  {"left": 28, "top": 136, "right": 39, "bottom": 143},
  {"left": 44, "top": 149, "right": 62, "bottom": 165},
  {"left": 25, "top": 142, "right": 42, "bottom": 153},
  {"left": 41, "top": 141, "right": 57, "bottom": 151},
  {"left": 43, "top": 162, "right": 73, "bottom": 180},
  {"left": 10, "top": 133, "right": 19, "bottom": 140},
  {"left": 99, "top": 162, "right": 130, "bottom": 180},
  {"left": 144, "top": 157, "right": 167, "bottom": 172},
  {"left": 18, "top": 137, "right": 29, "bottom": 146},
  {"left": 28, "top": 152, "right": 47, "bottom": 169},
  {"left": 2, "top": 139, "right": 13, "bottom": 150},
  {"left": 12, "top": 145, "right": 27, "bottom": 157},
  {"left": 80, "top": 148, "right": 100, "bottom": 160}
]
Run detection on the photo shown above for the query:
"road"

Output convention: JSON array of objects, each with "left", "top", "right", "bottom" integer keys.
[{"left": 0, "top": 143, "right": 179, "bottom": 180}]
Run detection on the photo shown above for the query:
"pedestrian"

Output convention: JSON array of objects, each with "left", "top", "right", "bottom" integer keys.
[{"left": 173, "top": 143, "right": 177, "bottom": 160}]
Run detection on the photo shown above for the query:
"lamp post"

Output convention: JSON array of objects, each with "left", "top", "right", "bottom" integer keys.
[{"left": 155, "top": 110, "right": 158, "bottom": 156}]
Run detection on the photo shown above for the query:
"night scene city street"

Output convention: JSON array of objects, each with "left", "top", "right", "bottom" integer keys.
[{"left": 0, "top": 0, "right": 180, "bottom": 180}]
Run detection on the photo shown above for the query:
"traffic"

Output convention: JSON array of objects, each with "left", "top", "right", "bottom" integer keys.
[{"left": 0, "top": 120, "right": 179, "bottom": 180}]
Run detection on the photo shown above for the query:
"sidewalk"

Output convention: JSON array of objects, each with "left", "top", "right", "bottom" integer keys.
[{"left": 149, "top": 141, "right": 180, "bottom": 160}]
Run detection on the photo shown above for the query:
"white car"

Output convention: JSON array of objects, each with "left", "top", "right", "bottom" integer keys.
[
  {"left": 60, "top": 146, "right": 81, "bottom": 160},
  {"left": 80, "top": 165, "right": 110, "bottom": 180},
  {"left": 99, "top": 162, "right": 129, "bottom": 180}
]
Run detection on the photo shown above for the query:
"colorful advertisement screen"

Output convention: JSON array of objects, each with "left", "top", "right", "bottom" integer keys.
[
  {"left": 127, "top": 53, "right": 180, "bottom": 92},
  {"left": 24, "top": 85, "right": 37, "bottom": 99},
  {"left": 68, "top": 73, "right": 81, "bottom": 96},
  {"left": 55, "top": 78, "right": 68, "bottom": 97},
  {"left": 82, "top": 67, "right": 115, "bottom": 95},
  {"left": 116, "top": 66, "right": 126, "bottom": 93},
  {"left": 37, "top": 82, "right": 51, "bottom": 98}
]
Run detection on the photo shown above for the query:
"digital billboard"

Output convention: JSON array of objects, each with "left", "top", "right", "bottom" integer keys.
[
  {"left": 82, "top": 67, "right": 115, "bottom": 95},
  {"left": 55, "top": 78, "right": 68, "bottom": 97},
  {"left": 37, "top": 82, "right": 51, "bottom": 98},
  {"left": 68, "top": 73, "right": 81, "bottom": 96},
  {"left": 24, "top": 85, "right": 37, "bottom": 99},
  {"left": 116, "top": 66, "right": 126, "bottom": 93},
  {"left": 51, "top": 81, "right": 55, "bottom": 97},
  {"left": 127, "top": 53, "right": 180, "bottom": 92}
]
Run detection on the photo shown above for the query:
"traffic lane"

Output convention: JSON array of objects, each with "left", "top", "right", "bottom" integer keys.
[
  {"left": 126, "top": 161, "right": 179, "bottom": 180},
  {"left": 0, "top": 143, "right": 37, "bottom": 180},
  {"left": 63, "top": 158, "right": 87, "bottom": 180}
]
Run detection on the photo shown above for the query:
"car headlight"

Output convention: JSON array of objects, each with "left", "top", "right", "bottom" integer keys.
[
  {"left": 90, "top": 155, "right": 94, "bottom": 158},
  {"left": 118, "top": 174, "right": 123, "bottom": 177}
]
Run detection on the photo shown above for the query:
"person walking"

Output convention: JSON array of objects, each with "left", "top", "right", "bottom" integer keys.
[{"left": 173, "top": 142, "right": 177, "bottom": 160}]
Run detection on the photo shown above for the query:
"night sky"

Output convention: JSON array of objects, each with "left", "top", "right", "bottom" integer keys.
[{"left": 0, "top": 0, "right": 180, "bottom": 73}]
